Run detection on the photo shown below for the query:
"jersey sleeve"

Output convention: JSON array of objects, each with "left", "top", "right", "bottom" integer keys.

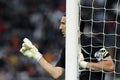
[
  {"left": 81, "top": 34, "right": 110, "bottom": 62},
  {"left": 92, "top": 36, "right": 110, "bottom": 61},
  {"left": 94, "top": 47, "right": 110, "bottom": 61},
  {"left": 56, "top": 48, "right": 65, "bottom": 68}
]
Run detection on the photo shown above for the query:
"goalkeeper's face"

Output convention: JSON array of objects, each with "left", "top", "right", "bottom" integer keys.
[{"left": 59, "top": 16, "right": 66, "bottom": 37}]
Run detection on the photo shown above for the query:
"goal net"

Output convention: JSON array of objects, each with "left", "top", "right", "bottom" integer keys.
[{"left": 79, "top": 0, "right": 120, "bottom": 80}]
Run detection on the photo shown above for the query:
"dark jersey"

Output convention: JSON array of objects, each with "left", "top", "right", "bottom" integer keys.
[
  {"left": 56, "top": 48, "right": 65, "bottom": 80},
  {"left": 80, "top": 34, "right": 110, "bottom": 80},
  {"left": 56, "top": 34, "right": 110, "bottom": 80},
  {"left": 56, "top": 48, "right": 65, "bottom": 68}
]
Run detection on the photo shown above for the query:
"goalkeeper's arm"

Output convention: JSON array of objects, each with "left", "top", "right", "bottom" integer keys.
[
  {"left": 86, "top": 56, "right": 114, "bottom": 71},
  {"left": 20, "top": 38, "right": 64, "bottom": 79},
  {"left": 79, "top": 50, "right": 114, "bottom": 71}
]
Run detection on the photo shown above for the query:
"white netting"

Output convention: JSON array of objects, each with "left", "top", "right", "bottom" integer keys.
[{"left": 79, "top": 0, "right": 120, "bottom": 80}]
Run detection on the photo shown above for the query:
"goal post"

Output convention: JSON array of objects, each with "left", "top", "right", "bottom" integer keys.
[{"left": 66, "top": 0, "right": 79, "bottom": 80}]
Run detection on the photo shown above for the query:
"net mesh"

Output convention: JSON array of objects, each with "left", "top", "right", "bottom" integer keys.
[{"left": 79, "top": 0, "right": 120, "bottom": 80}]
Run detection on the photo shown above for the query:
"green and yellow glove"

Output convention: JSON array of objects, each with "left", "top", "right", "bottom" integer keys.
[{"left": 20, "top": 38, "right": 42, "bottom": 61}]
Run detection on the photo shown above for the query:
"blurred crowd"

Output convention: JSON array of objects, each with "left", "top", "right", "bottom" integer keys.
[{"left": 0, "top": 0, "right": 120, "bottom": 80}]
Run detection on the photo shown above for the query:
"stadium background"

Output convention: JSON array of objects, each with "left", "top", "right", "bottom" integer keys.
[{"left": 0, "top": 0, "right": 120, "bottom": 80}]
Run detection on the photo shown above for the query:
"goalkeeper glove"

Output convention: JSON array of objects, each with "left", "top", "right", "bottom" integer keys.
[
  {"left": 78, "top": 49, "right": 88, "bottom": 69},
  {"left": 20, "top": 38, "right": 42, "bottom": 61}
]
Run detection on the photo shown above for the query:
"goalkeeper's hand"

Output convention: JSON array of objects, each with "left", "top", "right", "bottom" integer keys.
[
  {"left": 20, "top": 38, "right": 42, "bottom": 61},
  {"left": 79, "top": 49, "right": 88, "bottom": 69}
]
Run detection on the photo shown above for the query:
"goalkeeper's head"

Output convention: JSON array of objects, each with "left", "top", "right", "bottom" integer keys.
[
  {"left": 59, "top": 14, "right": 66, "bottom": 37},
  {"left": 59, "top": 14, "right": 85, "bottom": 37}
]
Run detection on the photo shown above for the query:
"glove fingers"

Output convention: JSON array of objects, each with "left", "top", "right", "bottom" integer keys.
[
  {"left": 23, "top": 50, "right": 33, "bottom": 58},
  {"left": 23, "top": 42, "right": 33, "bottom": 49},
  {"left": 20, "top": 48, "right": 23, "bottom": 53},
  {"left": 22, "top": 43, "right": 32, "bottom": 49},
  {"left": 20, "top": 47, "right": 27, "bottom": 53},
  {"left": 23, "top": 38, "right": 38, "bottom": 51},
  {"left": 23, "top": 38, "right": 32, "bottom": 45},
  {"left": 23, "top": 38, "right": 34, "bottom": 49},
  {"left": 20, "top": 48, "right": 34, "bottom": 58},
  {"left": 23, "top": 42, "right": 38, "bottom": 52},
  {"left": 22, "top": 43, "right": 25, "bottom": 47}
]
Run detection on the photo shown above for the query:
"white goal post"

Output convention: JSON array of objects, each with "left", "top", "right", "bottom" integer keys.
[{"left": 66, "top": 0, "right": 79, "bottom": 80}]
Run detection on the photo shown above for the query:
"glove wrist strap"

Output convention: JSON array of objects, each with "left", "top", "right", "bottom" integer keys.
[
  {"left": 34, "top": 52, "right": 42, "bottom": 61},
  {"left": 80, "top": 61, "right": 88, "bottom": 69}
]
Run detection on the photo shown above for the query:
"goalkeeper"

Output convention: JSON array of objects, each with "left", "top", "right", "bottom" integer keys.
[
  {"left": 20, "top": 15, "right": 114, "bottom": 80},
  {"left": 79, "top": 22, "right": 115, "bottom": 80},
  {"left": 20, "top": 15, "right": 66, "bottom": 80}
]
